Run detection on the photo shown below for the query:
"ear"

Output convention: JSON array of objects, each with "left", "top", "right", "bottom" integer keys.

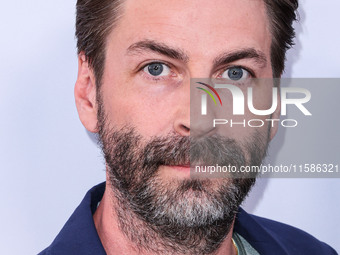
[
  {"left": 269, "top": 86, "right": 281, "bottom": 141},
  {"left": 74, "top": 52, "right": 98, "bottom": 133}
]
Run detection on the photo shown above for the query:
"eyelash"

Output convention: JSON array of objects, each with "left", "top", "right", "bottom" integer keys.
[
  {"left": 138, "top": 62, "right": 256, "bottom": 81},
  {"left": 139, "top": 61, "right": 175, "bottom": 81},
  {"left": 217, "top": 65, "right": 256, "bottom": 79}
]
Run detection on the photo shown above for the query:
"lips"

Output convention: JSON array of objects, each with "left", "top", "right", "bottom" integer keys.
[
  {"left": 167, "top": 164, "right": 191, "bottom": 173},
  {"left": 174, "top": 164, "right": 190, "bottom": 168}
]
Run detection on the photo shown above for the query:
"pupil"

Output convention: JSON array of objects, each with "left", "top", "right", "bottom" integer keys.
[
  {"left": 148, "top": 63, "right": 163, "bottom": 76},
  {"left": 228, "top": 68, "right": 243, "bottom": 80}
]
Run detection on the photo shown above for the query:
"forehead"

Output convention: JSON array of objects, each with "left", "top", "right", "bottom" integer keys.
[{"left": 109, "top": 0, "right": 271, "bottom": 57}]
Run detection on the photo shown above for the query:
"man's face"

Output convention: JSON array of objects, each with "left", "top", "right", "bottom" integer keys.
[
  {"left": 99, "top": 0, "right": 273, "bottom": 172},
  {"left": 90, "top": 0, "right": 275, "bottom": 253}
]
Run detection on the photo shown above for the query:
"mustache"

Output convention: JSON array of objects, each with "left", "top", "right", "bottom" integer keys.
[
  {"left": 99, "top": 125, "right": 266, "bottom": 185},
  {"left": 141, "top": 132, "right": 246, "bottom": 168}
]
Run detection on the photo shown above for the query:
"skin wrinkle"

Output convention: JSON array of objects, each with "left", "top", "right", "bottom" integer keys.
[{"left": 127, "top": 40, "right": 190, "bottom": 63}]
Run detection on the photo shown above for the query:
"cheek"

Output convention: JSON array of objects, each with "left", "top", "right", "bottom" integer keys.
[
  {"left": 243, "top": 84, "right": 277, "bottom": 136},
  {"left": 248, "top": 86, "right": 276, "bottom": 117},
  {"left": 214, "top": 84, "right": 275, "bottom": 139},
  {"left": 101, "top": 80, "right": 182, "bottom": 138}
]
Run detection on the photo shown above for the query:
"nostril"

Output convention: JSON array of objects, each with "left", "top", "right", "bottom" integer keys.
[{"left": 181, "top": 125, "right": 190, "bottom": 132}]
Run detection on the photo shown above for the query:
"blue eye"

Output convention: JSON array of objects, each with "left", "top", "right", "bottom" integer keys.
[
  {"left": 221, "top": 67, "right": 249, "bottom": 81},
  {"left": 144, "top": 63, "right": 171, "bottom": 77}
]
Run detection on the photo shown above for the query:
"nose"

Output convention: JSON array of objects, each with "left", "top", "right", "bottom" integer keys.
[
  {"left": 173, "top": 79, "right": 218, "bottom": 138},
  {"left": 173, "top": 83, "right": 190, "bottom": 137},
  {"left": 190, "top": 81, "right": 217, "bottom": 138},
  {"left": 174, "top": 118, "right": 190, "bottom": 136}
]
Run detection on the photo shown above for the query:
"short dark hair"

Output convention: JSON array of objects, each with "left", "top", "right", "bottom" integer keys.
[
  {"left": 76, "top": 0, "right": 124, "bottom": 89},
  {"left": 75, "top": 0, "right": 298, "bottom": 86},
  {"left": 263, "top": 0, "right": 299, "bottom": 77}
]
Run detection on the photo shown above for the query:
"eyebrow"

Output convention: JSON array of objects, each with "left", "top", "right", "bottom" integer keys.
[
  {"left": 127, "top": 40, "right": 267, "bottom": 70},
  {"left": 213, "top": 48, "right": 267, "bottom": 70},
  {"left": 127, "top": 40, "right": 189, "bottom": 62}
]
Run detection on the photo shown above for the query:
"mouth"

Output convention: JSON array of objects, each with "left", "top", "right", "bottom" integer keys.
[
  {"left": 164, "top": 164, "right": 191, "bottom": 176},
  {"left": 170, "top": 164, "right": 190, "bottom": 169}
]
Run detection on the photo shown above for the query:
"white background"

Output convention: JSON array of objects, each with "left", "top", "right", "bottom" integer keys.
[{"left": 0, "top": 0, "right": 339, "bottom": 254}]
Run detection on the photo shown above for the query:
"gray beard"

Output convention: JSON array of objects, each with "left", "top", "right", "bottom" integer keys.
[{"left": 97, "top": 103, "right": 268, "bottom": 255}]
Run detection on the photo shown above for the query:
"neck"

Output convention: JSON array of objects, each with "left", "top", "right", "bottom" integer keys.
[{"left": 94, "top": 182, "right": 238, "bottom": 255}]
